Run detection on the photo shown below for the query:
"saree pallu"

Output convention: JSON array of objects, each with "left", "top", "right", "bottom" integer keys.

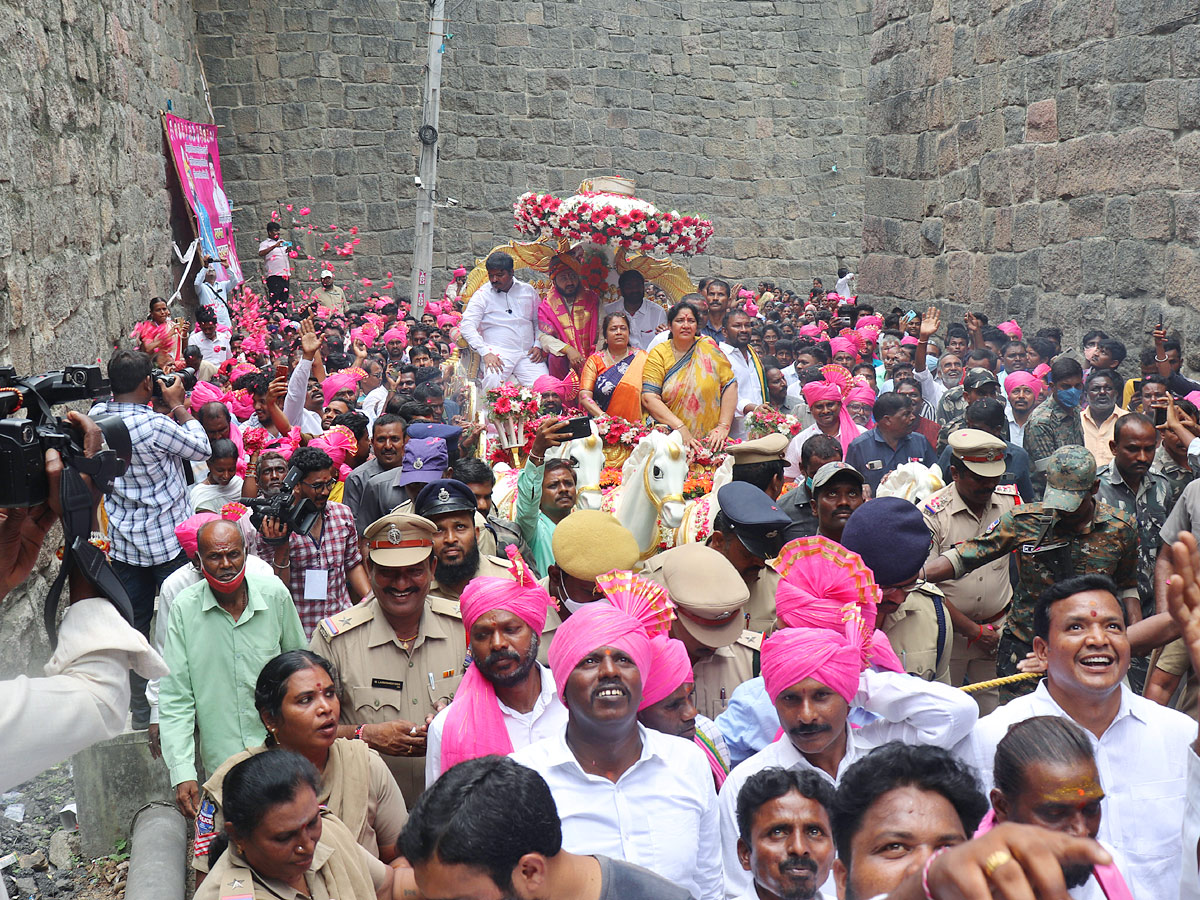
[
  {"left": 537, "top": 290, "right": 600, "bottom": 380},
  {"left": 642, "top": 337, "right": 736, "bottom": 435},
  {"left": 580, "top": 349, "right": 647, "bottom": 422}
]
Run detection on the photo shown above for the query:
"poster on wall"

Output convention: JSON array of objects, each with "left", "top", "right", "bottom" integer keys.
[{"left": 161, "top": 112, "right": 244, "bottom": 287}]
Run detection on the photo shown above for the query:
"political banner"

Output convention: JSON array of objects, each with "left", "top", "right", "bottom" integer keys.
[{"left": 161, "top": 112, "right": 244, "bottom": 287}]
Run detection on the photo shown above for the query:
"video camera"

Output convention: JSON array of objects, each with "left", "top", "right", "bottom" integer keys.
[
  {"left": 0, "top": 365, "right": 132, "bottom": 508},
  {"left": 247, "top": 465, "right": 320, "bottom": 542}
]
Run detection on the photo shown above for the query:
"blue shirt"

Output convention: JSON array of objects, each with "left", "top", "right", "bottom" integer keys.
[{"left": 845, "top": 428, "right": 937, "bottom": 493}]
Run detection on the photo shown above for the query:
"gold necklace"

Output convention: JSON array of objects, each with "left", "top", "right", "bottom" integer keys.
[{"left": 395, "top": 627, "right": 419, "bottom": 650}]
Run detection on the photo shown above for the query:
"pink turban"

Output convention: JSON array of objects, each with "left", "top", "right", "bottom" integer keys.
[
  {"left": 321, "top": 372, "right": 360, "bottom": 407},
  {"left": 798, "top": 322, "right": 826, "bottom": 338},
  {"left": 638, "top": 635, "right": 694, "bottom": 710},
  {"left": 547, "top": 603, "right": 653, "bottom": 704},
  {"left": 229, "top": 388, "right": 255, "bottom": 421},
  {"left": 997, "top": 320, "right": 1023, "bottom": 340},
  {"left": 229, "top": 362, "right": 258, "bottom": 383},
  {"left": 175, "top": 513, "right": 219, "bottom": 559},
  {"left": 1187, "top": 391, "right": 1200, "bottom": 408},
  {"left": 900, "top": 335, "right": 919, "bottom": 346},
  {"left": 453, "top": 266, "right": 467, "bottom": 278},
  {"left": 856, "top": 315, "right": 883, "bottom": 330},
  {"left": 440, "top": 549, "right": 555, "bottom": 773},
  {"left": 1004, "top": 370, "right": 1043, "bottom": 398},
  {"left": 802, "top": 381, "right": 842, "bottom": 407},
  {"left": 189, "top": 381, "right": 233, "bottom": 413},
  {"left": 436, "top": 313, "right": 459, "bottom": 328},
  {"left": 846, "top": 384, "right": 877, "bottom": 405},
  {"left": 349, "top": 325, "right": 375, "bottom": 349},
  {"left": 1030, "top": 363, "right": 1051, "bottom": 380},
  {"left": 382, "top": 327, "right": 407, "bottom": 345},
  {"left": 857, "top": 325, "right": 881, "bottom": 345},
  {"left": 761, "top": 627, "right": 862, "bottom": 704},
  {"left": 828, "top": 337, "right": 857, "bottom": 360},
  {"left": 309, "top": 425, "right": 356, "bottom": 479},
  {"left": 533, "top": 374, "right": 570, "bottom": 400}
]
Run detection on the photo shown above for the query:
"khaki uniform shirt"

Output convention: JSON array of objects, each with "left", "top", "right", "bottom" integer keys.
[
  {"left": 744, "top": 566, "right": 781, "bottom": 634},
  {"left": 882, "top": 585, "right": 952, "bottom": 683},
  {"left": 311, "top": 284, "right": 347, "bottom": 313},
  {"left": 923, "top": 482, "right": 1018, "bottom": 621},
  {"left": 427, "top": 553, "right": 513, "bottom": 605},
  {"left": 692, "top": 632, "right": 760, "bottom": 720},
  {"left": 309, "top": 597, "right": 466, "bottom": 805}
]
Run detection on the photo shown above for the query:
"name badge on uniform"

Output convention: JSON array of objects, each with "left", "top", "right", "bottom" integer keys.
[
  {"left": 304, "top": 569, "right": 329, "bottom": 600},
  {"left": 372, "top": 678, "right": 404, "bottom": 690},
  {"left": 1021, "top": 541, "right": 1069, "bottom": 554},
  {"left": 865, "top": 460, "right": 883, "bottom": 471}
]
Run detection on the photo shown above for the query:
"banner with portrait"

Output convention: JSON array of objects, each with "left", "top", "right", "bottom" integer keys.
[{"left": 161, "top": 112, "right": 244, "bottom": 286}]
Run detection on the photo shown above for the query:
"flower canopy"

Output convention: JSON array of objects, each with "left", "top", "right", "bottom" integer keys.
[{"left": 513, "top": 190, "right": 714, "bottom": 256}]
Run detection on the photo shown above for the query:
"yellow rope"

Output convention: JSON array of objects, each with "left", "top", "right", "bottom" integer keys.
[{"left": 960, "top": 672, "right": 1043, "bottom": 694}]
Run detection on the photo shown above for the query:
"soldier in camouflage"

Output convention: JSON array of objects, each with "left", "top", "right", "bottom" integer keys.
[
  {"left": 1096, "top": 413, "right": 1172, "bottom": 691},
  {"left": 1023, "top": 357, "right": 1085, "bottom": 498},
  {"left": 922, "top": 445, "right": 1139, "bottom": 701}
]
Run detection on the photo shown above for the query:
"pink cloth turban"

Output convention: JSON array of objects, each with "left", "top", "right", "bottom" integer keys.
[
  {"left": 309, "top": 425, "right": 356, "bottom": 478},
  {"left": 453, "top": 266, "right": 467, "bottom": 278},
  {"left": 828, "top": 337, "right": 857, "bottom": 359},
  {"left": 900, "top": 335, "right": 919, "bottom": 346},
  {"left": 189, "top": 381, "right": 233, "bottom": 413},
  {"left": 1004, "top": 370, "right": 1043, "bottom": 397},
  {"left": 547, "top": 603, "right": 653, "bottom": 704},
  {"left": 798, "top": 322, "right": 826, "bottom": 338},
  {"left": 761, "top": 627, "right": 862, "bottom": 704},
  {"left": 846, "top": 384, "right": 877, "bottom": 406},
  {"left": 349, "top": 326, "right": 375, "bottom": 349},
  {"left": 229, "top": 388, "right": 255, "bottom": 421},
  {"left": 436, "top": 313, "right": 459, "bottom": 328},
  {"left": 533, "top": 374, "right": 570, "bottom": 400},
  {"left": 856, "top": 315, "right": 883, "bottom": 329},
  {"left": 175, "top": 513, "right": 219, "bottom": 559},
  {"left": 857, "top": 325, "right": 881, "bottom": 345},
  {"left": 321, "top": 372, "right": 360, "bottom": 407},
  {"left": 639, "top": 635, "right": 694, "bottom": 710},
  {"left": 382, "top": 327, "right": 407, "bottom": 344},
  {"left": 802, "top": 381, "right": 842, "bottom": 406},
  {"left": 1186, "top": 391, "right": 1200, "bottom": 408},
  {"left": 997, "top": 320, "right": 1023, "bottom": 340},
  {"left": 440, "top": 550, "right": 555, "bottom": 773}
]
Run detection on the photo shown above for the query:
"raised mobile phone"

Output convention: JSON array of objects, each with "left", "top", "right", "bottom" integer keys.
[
  {"left": 1155, "top": 405, "right": 1168, "bottom": 427},
  {"left": 274, "top": 364, "right": 289, "bottom": 380},
  {"left": 561, "top": 416, "right": 592, "bottom": 440}
]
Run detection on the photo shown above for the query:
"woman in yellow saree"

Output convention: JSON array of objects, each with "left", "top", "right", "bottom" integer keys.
[
  {"left": 578, "top": 311, "right": 648, "bottom": 422},
  {"left": 641, "top": 300, "right": 736, "bottom": 452}
]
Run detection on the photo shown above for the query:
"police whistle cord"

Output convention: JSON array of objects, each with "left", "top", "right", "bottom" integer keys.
[{"left": 959, "top": 672, "right": 1043, "bottom": 694}]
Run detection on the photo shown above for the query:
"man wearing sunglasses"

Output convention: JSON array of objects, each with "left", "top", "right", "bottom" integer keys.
[{"left": 256, "top": 446, "right": 371, "bottom": 635}]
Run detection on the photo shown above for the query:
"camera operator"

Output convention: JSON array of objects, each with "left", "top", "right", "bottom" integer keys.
[
  {"left": 0, "top": 414, "right": 168, "bottom": 791},
  {"left": 253, "top": 447, "right": 370, "bottom": 636},
  {"left": 90, "top": 349, "right": 211, "bottom": 729}
]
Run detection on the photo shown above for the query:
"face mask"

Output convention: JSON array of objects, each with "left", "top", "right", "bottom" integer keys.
[
  {"left": 1055, "top": 387, "right": 1083, "bottom": 408},
  {"left": 204, "top": 561, "right": 247, "bottom": 596}
]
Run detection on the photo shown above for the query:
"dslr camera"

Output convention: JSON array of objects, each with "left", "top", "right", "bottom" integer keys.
[
  {"left": 151, "top": 367, "right": 197, "bottom": 397},
  {"left": 247, "top": 465, "right": 319, "bottom": 543},
  {"left": 0, "top": 365, "right": 132, "bottom": 508}
]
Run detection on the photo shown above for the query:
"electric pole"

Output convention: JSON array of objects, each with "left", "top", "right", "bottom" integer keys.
[{"left": 411, "top": 0, "right": 445, "bottom": 319}]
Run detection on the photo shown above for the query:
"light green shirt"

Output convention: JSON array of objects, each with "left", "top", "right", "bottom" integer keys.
[
  {"left": 514, "top": 459, "right": 559, "bottom": 577},
  {"left": 160, "top": 572, "right": 307, "bottom": 786}
]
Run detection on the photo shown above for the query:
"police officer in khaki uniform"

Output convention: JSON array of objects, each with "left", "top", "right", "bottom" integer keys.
[
  {"left": 922, "top": 429, "right": 1019, "bottom": 711},
  {"left": 706, "top": 481, "right": 791, "bottom": 633},
  {"left": 309, "top": 513, "right": 465, "bottom": 805},
  {"left": 643, "top": 542, "right": 755, "bottom": 720},
  {"left": 842, "top": 497, "right": 954, "bottom": 684},
  {"left": 726, "top": 433, "right": 789, "bottom": 500},
  {"left": 414, "top": 478, "right": 513, "bottom": 607}
]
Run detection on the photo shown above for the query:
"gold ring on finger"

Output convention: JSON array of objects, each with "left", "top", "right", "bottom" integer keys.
[{"left": 983, "top": 850, "right": 1014, "bottom": 879}]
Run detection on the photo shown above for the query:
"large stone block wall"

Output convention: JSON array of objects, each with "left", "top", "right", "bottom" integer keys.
[
  {"left": 860, "top": 0, "right": 1200, "bottom": 359},
  {"left": 0, "top": 0, "right": 210, "bottom": 677},
  {"left": 198, "top": 0, "right": 871, "bottom": 293}
]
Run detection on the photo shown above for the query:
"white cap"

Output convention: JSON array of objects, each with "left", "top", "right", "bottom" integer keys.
[{"left": 320, "top": 267, "right": 334, "bottom": 279}]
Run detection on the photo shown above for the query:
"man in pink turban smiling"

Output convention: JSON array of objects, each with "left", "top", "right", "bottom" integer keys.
[
  {"left": 424, "top": 548, "right": 566, "bottom": 784},
  {"left": 715, "top": 537, "right": 979, "bottom": 899},
  {"left": 512, "top": 600, "right": 722, "bottom": 900}
]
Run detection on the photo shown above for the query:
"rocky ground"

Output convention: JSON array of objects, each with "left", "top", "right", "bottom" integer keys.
[{"left": 1, "top": 765, "right": 124, "bottom": 900}]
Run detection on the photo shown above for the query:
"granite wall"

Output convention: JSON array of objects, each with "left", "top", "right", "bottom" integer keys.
[{"left": 860, "top": 0, "right": 1200, "bottom": 359}]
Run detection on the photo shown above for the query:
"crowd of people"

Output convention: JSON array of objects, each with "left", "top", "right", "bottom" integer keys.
[{"left": 4, "top": 241, "right": 1200, "bottom": 900}]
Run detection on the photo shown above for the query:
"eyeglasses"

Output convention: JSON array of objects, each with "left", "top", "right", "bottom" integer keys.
[{"left": 303, "top": 479, "right": 336, "bottom": 492}]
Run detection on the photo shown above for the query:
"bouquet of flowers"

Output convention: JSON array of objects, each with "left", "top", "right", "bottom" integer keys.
[
  {"left": 592, "top": 414, "right": 665, "bottom": 447},
  {"left": 743, "top": 407, "right": 803, "bottom": 440},
  {"left": 487, "top": 383, "right": 541, "bottom": 449}
]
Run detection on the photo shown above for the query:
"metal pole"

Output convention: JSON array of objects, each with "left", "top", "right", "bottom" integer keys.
[{"left": 411, "top": 0, "right": 446, "bottom": 319}]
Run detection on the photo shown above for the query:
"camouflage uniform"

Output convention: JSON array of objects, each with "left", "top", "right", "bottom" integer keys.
[
  {"left": 936, "top": 414, "right": 966, "bottom": 456},
  {"left": 936, "top": 385, "right": 968, "bottom": 426},
  {"left": 1151, "top": 444, "right": 1194, "bottom": 513},
  {"left": 942, "top": 500, "right": 1138, "bottom": 700},
  {"left": 1096, "top": 463, "right": 1172, "bottom": 691},
  {"left": 1022, "top": 400, "right": 1084, "bottom": 497}
]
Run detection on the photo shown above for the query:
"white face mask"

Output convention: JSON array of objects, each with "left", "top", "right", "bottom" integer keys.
[{"left": 557, "top": 572, "right": 611, "bottom": 614}]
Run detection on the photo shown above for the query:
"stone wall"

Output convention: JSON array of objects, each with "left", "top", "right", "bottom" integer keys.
[
  {"left": 0, "top": 0, "right": 210, "bottom": 677},
  {"left": 197, "top": 0, "right": 871, "bottom": 294},
  {"left": 860, "top": 0, "right": 1200, "bottom": 360}
]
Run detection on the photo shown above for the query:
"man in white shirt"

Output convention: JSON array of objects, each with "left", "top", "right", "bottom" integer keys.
[
  {"left": 458, "top": 251, "right": 549, "bottom": 391},
  {"left": 257, "top": 220, "right": 292, "bottom": 312},
  {"left": 193, "top": 257, "right": 233, "bottom": 331},
  {"left": 603, "top": 269, "right": 666, "bottom": 351},
  {"left": 511, "top": 602, "right": 722, "bottom": 900},
  {"left": 720, "top": 307, "right": 766, "bottom": 440},
  {"left": 718, "top": 627, "right": 978, "bottom": 899},
  {"left": 733, "top": 767, "right": 836, "bottom": 900},
  {"left": 282, "top": 319, "right": 327, "bottom": 434},
  {"left": 187, "top": 306, "right": 231, "bottom": 365},
  {"left": 425, "top": 554, "right": 566, "bottom": 784},
  {"left": 958, "top": 573, "right": 1197, "bottom": 900}
]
